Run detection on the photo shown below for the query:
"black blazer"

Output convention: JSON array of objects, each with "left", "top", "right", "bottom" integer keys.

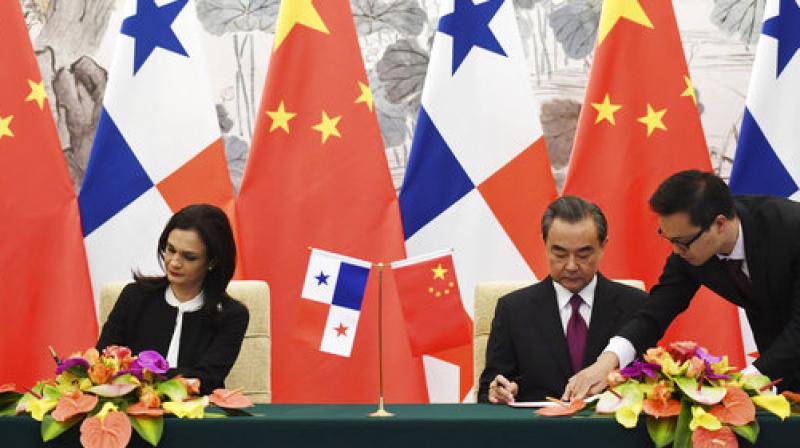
[
  {"left": 477, "top": 274, "right": 647, "bottom": 402},
  {"left": 97, "top": 282, "right": 249, "bottom": 394},
  {"left": 617, "top": 196, "right": 800, "bottom": 391}
]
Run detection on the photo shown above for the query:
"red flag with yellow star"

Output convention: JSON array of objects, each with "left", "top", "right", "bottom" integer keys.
[
  {"left": 391, "top": 251, "right": 472, "bottom": 357},
  {"left": 0, "top": 2, "right": 97, "bottom": 386},
  {"left": 562, "top": 0, "right": 744, "bottom": 365},
  {"left": 236, "top": 0, "right": 427, "bottom": 402}
]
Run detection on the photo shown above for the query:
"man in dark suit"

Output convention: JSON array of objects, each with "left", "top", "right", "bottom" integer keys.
[
  {"left": 478, "top": 196, "right": 647, "bottom": 403},
  {"left": 564, "top": 170, "right": 800, "bottom": 400}
]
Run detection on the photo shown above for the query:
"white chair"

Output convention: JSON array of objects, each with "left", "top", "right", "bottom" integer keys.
[{"left": 99, "top": 280, "right": 271, "bottom": 403}]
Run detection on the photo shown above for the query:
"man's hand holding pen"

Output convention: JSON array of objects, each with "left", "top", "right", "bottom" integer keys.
[{"left": 488, "top": 374, "right": 518, "bottom": 404}]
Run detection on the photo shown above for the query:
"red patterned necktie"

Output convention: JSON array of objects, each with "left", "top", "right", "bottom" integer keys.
[{"left": 567, "top": 294, "right": 588, "bottom": 373}]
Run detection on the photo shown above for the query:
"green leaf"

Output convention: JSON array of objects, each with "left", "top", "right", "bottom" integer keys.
[
  {"left": 41, "top": 414, "right": 81, "bottom": 442},
  {"left": 129, "top": 415, "right": 164, "bottom": 447},
  {"left": 733, "top": 420, "right": 760, "bottom": 444},
  {"left": 42, "top": 385, "right": 61, "bottom": 401},
  {"left": 646, "top": 415, "right": 677, "bottom": 448},
  {"left": 0, "top": 392, "right": 21, "bottom": 416},
  {"left": 156, "top": 379, "right": 188, "bottom": 402},
  {"left": 203, "top": 412, "right": 228, "bottom": 418},
  {"left": 673, "top": 398, "right": 693, "bottom": 448}
]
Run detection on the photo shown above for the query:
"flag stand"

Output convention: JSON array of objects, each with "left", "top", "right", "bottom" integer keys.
[{"left": 369, "top": 263, "right": 394, "bottom": 418}]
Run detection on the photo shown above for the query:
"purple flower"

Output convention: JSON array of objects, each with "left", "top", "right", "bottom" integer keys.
[
  {"left": 137, "top": 350, "right": 169, "bottom": 374},
  {"left": 55, "top": 357, "right": 89, "bottom": 375},
  {"left": 696, "top": 347, "right": 722, "bottom": 364},
  {"left": 620, "top": 360, "right": 661, "bottom": 379}
]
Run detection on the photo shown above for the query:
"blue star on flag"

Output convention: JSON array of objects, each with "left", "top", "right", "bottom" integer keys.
[
  {"left": 121, "top": 0, "right": 190, "bottom": 75},
  {"left": 762, "top": 0, "right": 800, "bottom": 78},
  {"left": 438, "top": 0, "right": 507, "bottom": 75},
  {"left": 315, "top": 271, "right": 330, "bottom": 286}
]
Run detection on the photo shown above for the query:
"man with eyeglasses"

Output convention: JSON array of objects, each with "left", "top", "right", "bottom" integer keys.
[{"left": 563, "top": 169, "right": 800, "bottom": 400}]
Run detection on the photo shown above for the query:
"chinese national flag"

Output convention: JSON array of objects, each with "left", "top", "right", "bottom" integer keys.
[
  {"left": 562, "top": 0, "right": 744, "bottom": 365},
  {"left": 391, "top": 251, "right": 472, "bottom": 356},
  {"left": 0, "top": 2, "right": 97, "bottom": 386},
  {"left": 236, "top": 0, "right": 427, "bottom": 402}
]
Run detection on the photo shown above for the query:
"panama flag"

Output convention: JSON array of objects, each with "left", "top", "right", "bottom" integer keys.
[
  {"left": 730, "top": 0, "right": 800, "bottom": 199},
  {"left": 296, "top": 249, "right": 371, "bottom": 357},
  {"left": 399, "top": 0, "right": 557, "bottom": 402},
  {"left": 78, "top": 0, "right": 236, "bottom": 307},
  {"left": 729, "top": 0, "right": 800, "bottom": 363}
]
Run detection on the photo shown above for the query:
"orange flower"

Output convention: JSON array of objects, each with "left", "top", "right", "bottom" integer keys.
[
  {"left": 710, "top": 387, "right": 755, "bottom": 426},
  {"left": 782, "top": 390, "right": 800, "bottom": 403},
  {"left": 79, "top": 411, "right": 132, "bottom": 448},
  {"left": 83, "top": 348, "right": 100, "bottom": 366},
  {"left": 209, "top": 389, "right": 254, "bottom": 409},
  {"left": 643, "top": 347, "right": 667, "bottom": 364},
  {"left": 138, "top": 386, "right": 161, "bottom": 408},
  {"left": 691, "top": 426, "right": 738, "bottom": 448},
  {"left": 179, "top": 377, "right": 201, "bottom": 396},
  {"left": 52, "top": 392, "right": 98, "bottom": 422},
  {"left": 88, "top": 363, "right": 113, "bottom": 385},
  {"left": 686, "top": 357, "right": 705, "bottom": 378},
  {"left": 642, "top": 398, "right": 681, "bottom": 418},
  {"left": 127, "top": 402, "right": 164, "bottom": 417},
  {"left": 536, "top": 399, "right": 586, "bottom": 417}
]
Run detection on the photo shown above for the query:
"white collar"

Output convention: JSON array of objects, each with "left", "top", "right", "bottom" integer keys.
[
  {"left": 165, "top": 286, "right": 204, "bottom": 312},
  {"left": 717, "top": 221, "right": 745, "bottom": 261},
  {"left": 553, "top": 275, "right": 597, "bottom": 310}
]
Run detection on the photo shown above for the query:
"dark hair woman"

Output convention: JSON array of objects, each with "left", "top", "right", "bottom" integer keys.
[{"left": 97, "top": 204, "right": 249, "bottom": 394}]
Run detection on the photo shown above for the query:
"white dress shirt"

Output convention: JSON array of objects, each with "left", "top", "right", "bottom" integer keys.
[
  {"left": 553, "top": 275, "right": 597, "bottom": 336},
  {"left": 164, "top": 287, "right": 204, "bottom": 368},
  {"left": 603, "top": 222, "right": 761, "bottom": 374}
]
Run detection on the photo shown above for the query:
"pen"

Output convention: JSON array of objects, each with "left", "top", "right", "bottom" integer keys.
[{"left": 48, "top": 345, "right": 61, "bottom": 366}]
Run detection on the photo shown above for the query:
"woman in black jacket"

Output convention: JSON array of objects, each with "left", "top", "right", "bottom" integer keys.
[{"left": 97, "top": 204, "right": 249, "bottom": 395}]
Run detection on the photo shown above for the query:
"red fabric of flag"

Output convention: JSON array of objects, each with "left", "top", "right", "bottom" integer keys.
[
  {"left": 392, "top": 252, "right": 472, "bottom": 356},
  {"left": 236, "top": 0, "right": 427, "bottom": 402},
  {"left": 562, "top": 0, "right": 744, "bottom": 365},
  {"left": 0, "top": 2, "right": 97, "bottom": 386}
]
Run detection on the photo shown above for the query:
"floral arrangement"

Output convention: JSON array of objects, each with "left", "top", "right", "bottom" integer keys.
[
  {"left": 0, "top": 346, "right": 252, "bottom": 448},
  {"left": 538, "top": 341, "right": 792, "bottom": 448}
]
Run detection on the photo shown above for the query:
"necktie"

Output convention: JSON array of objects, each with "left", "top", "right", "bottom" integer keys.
[
  {"left": 566, "top": 294, "right": 588, "bottom": 373},
  {"left": 724, "top": 259, "right": 752, "bottom": 300}
]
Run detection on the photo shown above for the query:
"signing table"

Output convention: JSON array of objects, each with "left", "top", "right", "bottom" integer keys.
[{"left": 1, "top": 404, "right": 797, "bottom": 447}]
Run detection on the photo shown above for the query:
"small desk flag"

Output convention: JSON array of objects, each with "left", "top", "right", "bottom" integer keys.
[
  {"left": 391, "top": 251, "right": 472, "bottom": 356},
  {"left": 297, "top": 249, "right": 371, "bottom": 357}
]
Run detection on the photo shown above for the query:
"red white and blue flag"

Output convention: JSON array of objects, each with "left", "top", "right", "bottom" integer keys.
[
  {"left": 78, "top": 0, "right": 236, "bottom": 306},
  {"left": 296, "top": 249, "right": 372, "bottom": 358},
  {"left": 398, "top": 0, "right": 557, "bottom": 402}
]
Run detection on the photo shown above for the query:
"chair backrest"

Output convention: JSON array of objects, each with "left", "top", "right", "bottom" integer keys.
[
  {"left": 471, "top": 279, "right": 645, "bottom": 402},
  {"left": 99, "top": 280, "right": 271, "bottom": 403}
]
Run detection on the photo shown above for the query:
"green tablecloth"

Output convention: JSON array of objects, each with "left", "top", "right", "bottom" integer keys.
[{"left": 1, "top": 404, "right": 796, "bottom": 447}]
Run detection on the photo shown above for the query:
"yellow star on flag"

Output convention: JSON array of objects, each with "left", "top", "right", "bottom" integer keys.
[
  {"left": 0, "top": 115, "right": 14, "bottom": 140},
  {"left": 592, "top": 93, "right": 622, "bottom": 125},
  {"left": 637, "top": 104, "right": 667, "bottom": 137},
  {"left": 597, "top": 0, "right": 653, "bottom": 45},
  {"left": 25, "top": 80, "right": 47, "bottom": 110},
  {"left": 312, "top": 110, "right": 342, "bottom": 143},
  {"left": 355, "top": 81, "right": 374, "bottom": 112},
  {"left": 681, "top": 76, "right": 697, "bottom": 105},
  {"left": 431, "top": 263, "right": 448, "bottom": 280},
  {"left": 266, "top": 101, "right": 297, "bottom": 133},
  {"left": 273, "top": 0, "right": 330, "bottom": 51}
]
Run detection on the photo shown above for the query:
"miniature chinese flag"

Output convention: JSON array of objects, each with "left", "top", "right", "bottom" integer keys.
[{"left": 391, "top": 251, "right": 472, "bottom": 356}]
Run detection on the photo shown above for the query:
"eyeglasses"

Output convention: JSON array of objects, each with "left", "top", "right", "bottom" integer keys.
[{"left": 658, "top": 223, "right": 710, "bottom": 251}]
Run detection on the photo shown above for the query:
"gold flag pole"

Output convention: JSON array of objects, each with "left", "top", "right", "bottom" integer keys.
[{"left": 369, "top": 262, "right": 394, "bottom": 417}]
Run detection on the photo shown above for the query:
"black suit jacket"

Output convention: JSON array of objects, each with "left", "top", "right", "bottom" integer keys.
[
  {"left": 618, "top": 196, "right": 800, "bottom": 391},
  {"left": 477, "top": 274, "right": 647, "bottom": 402},
  {"left": 97, "top": 282, "right": 249, "bottom": 395}
]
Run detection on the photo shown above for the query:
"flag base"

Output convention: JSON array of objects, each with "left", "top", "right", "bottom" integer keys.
[{"left": 368, "top": 397, "right": 394, "bottom": 418}]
